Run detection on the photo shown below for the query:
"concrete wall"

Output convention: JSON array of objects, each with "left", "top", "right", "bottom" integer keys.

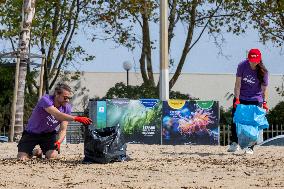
[{"left": 67, "top": 72, "right": 283, "bottom": 112}]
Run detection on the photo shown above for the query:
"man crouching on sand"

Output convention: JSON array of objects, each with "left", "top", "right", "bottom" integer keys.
[{"left": 17, "top": 83, "right": 92, "bottom": 161}]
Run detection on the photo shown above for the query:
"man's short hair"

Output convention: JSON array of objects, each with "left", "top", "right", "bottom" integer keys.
[{"left": 54, "top": 83, "right": 72, "bottom": 95}]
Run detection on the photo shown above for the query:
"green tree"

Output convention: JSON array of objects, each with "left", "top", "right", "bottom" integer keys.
[
  {"left": 244, "top": 0, "right": 284, "bottom": 47},
  {"left": 0, "top": 0, "right": 94, "bottom": 139},
  {"left": 0, "top": 64, "right": 14, "bottom": 135},
  {"left": 88, "top": 0, "right": 246, "bottom": 89},
  {"left": 0, "top": 0, "right": 94, "bottom": 94},
  {"left": 267, "top": 101, "right": 284, "bottom": 126},
  {"left": 0, "top": 62, "right": 37, "bottom": 136},
  {"left": 102, "top": 82, "right": 197, "bottom": 100}
]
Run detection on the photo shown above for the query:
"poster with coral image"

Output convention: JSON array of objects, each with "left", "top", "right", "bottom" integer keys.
[
  {"left": 107, "top": 99, "right": 162, "bottom": 144},
  {"left": 162, "top": 100, "right": 219, "bottom": 145}
]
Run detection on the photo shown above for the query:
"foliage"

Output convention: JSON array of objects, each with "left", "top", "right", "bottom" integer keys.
[
  {"left": 267, "top": 101, "right": 284, "bottom": 126},
  {"left": 0, "top": 62, "right": 38, "bottom": 135},
  {"left": 88, "top": 0, "right": 248, "bottom": 88},
  {"left": 0, "top": 64, "right": 14, "bottom": 135},
  {"left": 101, "top": 82, "right": 196, "bottom": 100},
  {"left": 246, "top": 1, "right": 284, "bottom": 47},
  {"left": 219, "top": 1, "right": 284, "bottom": 47},
  {"left": 0, "top": 0, "right": 94, "bottom": 93},
  {"left": 219, "top": 106, "right": 232, "bottom": 125}
]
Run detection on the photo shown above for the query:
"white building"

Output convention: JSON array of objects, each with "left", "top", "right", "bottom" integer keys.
[{"left": 67, "top": 72, "right": 283, "bottom": 112}]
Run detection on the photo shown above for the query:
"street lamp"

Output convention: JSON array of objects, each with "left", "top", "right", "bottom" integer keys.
[{"left": 123, "top": 61, "right": 132, "bottom": 86}]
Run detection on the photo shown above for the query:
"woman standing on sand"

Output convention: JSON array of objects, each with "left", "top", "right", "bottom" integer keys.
[{"left": 227, "top": 48, "right": 269, "bottom": 154}]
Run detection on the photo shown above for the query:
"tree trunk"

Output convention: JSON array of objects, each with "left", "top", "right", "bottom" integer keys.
[
  {"left": 14, "top": 58, "right": 28, "bottom": 141},
  {"left": 139, "top": 14, "right": 150, "bottom": 86},
  {"left": 169, "top": 0, "right": 197, "bottom": 89},
  {"left": 139, "top": 4, "right": 155, "bottom": 87},
  {"left": 13, "top": 0, "right": 35, "bottom": 141}
]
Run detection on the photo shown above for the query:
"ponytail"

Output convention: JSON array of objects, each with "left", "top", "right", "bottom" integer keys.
[{"left": 256, "top": 60, "right": 268, "bottom": 84}]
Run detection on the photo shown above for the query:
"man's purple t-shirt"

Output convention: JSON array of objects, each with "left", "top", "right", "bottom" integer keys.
[
  {"left": 236, "top": 60, "right": 268, "bottom": 102},
  {"left": 25, "top": 94, "right": 72, "bottom": 134}
]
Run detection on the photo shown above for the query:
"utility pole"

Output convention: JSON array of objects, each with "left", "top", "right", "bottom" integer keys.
[
  {"left": 159, "top": 0, "right": 169, "bottom": 101},
  {"left": 11, "top": 0, "right": 36, "bottom": 141}
]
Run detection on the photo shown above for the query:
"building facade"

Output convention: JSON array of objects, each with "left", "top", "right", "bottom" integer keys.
[{"left": 67, "top": 72, "right": 283, "bottom": 112}]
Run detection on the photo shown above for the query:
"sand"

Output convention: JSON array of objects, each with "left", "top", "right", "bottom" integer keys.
[{"left": 0, "top": 143, "right": 284, "bottom": 189}]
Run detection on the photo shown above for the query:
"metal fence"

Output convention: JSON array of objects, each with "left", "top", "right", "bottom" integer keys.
[
  {"left": 65, "top": 112, "right": 85, "bottom": 144},
  {"left": 66, "top": 121, "right": 84, "bottom": 144},
  {"left": 2, "top": 122, "right": 283, "bottom": 145},
  {"left": 219, "top": 124, "right": 284, "bottom": 146}
]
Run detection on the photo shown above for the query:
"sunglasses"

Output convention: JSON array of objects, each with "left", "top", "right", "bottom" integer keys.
[{"left": 63, "top": 96, "right": 72, "bottom": 100}]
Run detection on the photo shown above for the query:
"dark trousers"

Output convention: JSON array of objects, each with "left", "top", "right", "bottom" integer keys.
[{"left": 231, "top": 98, "right": 262, "bottom": 144}]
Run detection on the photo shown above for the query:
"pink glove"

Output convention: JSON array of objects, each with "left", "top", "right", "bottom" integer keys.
[
  {"left": 233, "top": 98, "right": 240, "bottom": 109},
  {"left": 74, "top": 116, "right": 92, "bottom": 125},
  {"left": 262, "top": 101, "right": 268, "bottom": 112}
]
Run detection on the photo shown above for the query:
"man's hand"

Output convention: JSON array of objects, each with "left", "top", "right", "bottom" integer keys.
[
  {"left": 54, "top": 141, "right": 61, "bottom": 154},
  {"left": 233, "top": 98, "right": 240, "bottom": 109},
  {"left": 262, "top": 101, "right": 269, "bottom": 112},
  {"left": 74, "top": 116, "right": 92, "bottom": 125}
]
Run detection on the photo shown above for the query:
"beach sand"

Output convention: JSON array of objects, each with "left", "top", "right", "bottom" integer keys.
[{"left": 0, "top": 143, "right": 283, "bottom": 189}]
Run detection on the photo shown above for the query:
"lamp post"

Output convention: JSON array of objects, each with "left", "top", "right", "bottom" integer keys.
[{"left": 123, "top": 61, "right": 132, "bottom": 86}]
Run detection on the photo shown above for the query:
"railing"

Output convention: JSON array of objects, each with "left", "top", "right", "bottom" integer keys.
[
  {"left": 66, "top": 121, "right": 84, "bottom": 144},
  {"left": 2, "top": 123, "right": 283, "bottom": 145},
  {"left": 219, "top": 124, "right": 284, "bottom": 146},
  {"left": 66, "top": 112, "right": 84, "bottom": 144}
]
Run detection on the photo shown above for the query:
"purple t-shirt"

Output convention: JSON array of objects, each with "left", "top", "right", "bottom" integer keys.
[
  {"left": 236, "top": 60, "right": 268, "bottom": 102},
  {"left": 25, "top": 94, "right": 72, "bottom": 134}
]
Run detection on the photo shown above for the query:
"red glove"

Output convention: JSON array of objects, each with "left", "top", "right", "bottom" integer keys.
[
  {"left": 233, "top": 98, "right": 240, "bottom": 108},
  {"left": 54, "top": 141, "right": 61, "bottom": 154},
  {"left": 74, "top": 116, "right": 92, "bottom": 125},
  {"left": 262, "top": 101, "right": 269, "bottom": 112}
]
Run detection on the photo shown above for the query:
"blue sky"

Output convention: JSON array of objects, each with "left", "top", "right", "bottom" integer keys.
[
  {"left": 0, "top": 24, "right": 282, "bottom": 75},
  {"left": 71, "top": 27, "right": 283, "bottom": 75}
]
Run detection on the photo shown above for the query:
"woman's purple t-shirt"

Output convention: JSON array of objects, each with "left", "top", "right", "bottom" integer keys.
[
  {"left": 236, "top": 60, "right": 268, "bottom": 102},
  {"left": 25, "top": 94, "right": 72, "bottom": 134}
]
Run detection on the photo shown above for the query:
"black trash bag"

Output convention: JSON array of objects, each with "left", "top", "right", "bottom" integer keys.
[{"left": 83, "top": 125, "right": 127, "bottom": 164}]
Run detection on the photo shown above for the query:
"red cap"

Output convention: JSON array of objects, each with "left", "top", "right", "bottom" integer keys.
[{"left": 248, "top": 48, "right": 261, "bottom": 64}]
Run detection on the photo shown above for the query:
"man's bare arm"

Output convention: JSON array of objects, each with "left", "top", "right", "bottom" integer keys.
[{"left": 57, "top": 121, "right": 68, "bottom": 143}]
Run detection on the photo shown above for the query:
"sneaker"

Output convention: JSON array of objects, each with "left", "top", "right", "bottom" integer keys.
[
  {"left": 227, "top": 142, "right": 240, "bottom": 152},
  {"left": 244, "top": 147, "right": 254, "bottom": 155}
]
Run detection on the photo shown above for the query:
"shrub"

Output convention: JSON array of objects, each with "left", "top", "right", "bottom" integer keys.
[{"left": 101, "top": 82, "right": 197, "bottom": 100}]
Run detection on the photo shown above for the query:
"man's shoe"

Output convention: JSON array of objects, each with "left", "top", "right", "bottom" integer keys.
[
  {"left": 244, "top": 147, "right": 254, "bottom": 154},
  {"left": 227, "top": 142, "right": 240, "bottom": 152}
]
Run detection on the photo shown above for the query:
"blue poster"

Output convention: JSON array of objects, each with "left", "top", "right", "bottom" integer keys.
[
  {"left": 96, "top": 101, "right": 107, "bottom": 129},
  {"left": 162, "top": 100, "right": 219, "bottom": 145},
  {"left": 88, "top": 100, "right": 107, "bottom": 129}
]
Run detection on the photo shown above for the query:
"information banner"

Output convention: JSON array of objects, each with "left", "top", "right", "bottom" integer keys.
[
  {"left": 162, "top": 100, "right": 219, "bottom": 145},
  {"left": 107, "top": 99, "right": 162, "bottom": 144}
]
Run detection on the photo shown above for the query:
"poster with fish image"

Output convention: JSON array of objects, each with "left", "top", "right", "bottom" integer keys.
[
  {"left": 107, "top": 99, "right": 162, "bottom": 144},
  {"left": 162, "top": 100, "right": 219, "bottom": 145}
]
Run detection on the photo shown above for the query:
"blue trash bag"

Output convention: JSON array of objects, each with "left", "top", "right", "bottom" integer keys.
[{"left": 233, "top": 104, "right": 269, "bottom": 148}]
